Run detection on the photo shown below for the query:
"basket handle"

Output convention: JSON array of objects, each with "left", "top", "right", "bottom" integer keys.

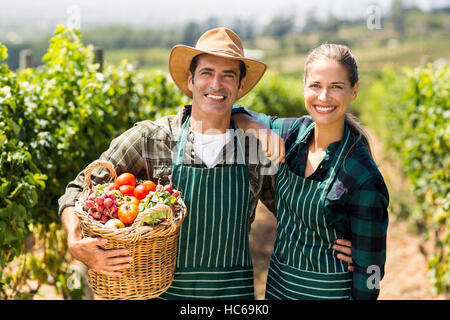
[
  {"left": 132, "top": 204, "right": 174, "bottom": 228},
  {"left": 83, "top": 160, "right": 117, "bottom": 193},
  {"left": 130, "top": 204, "right": 176, "bottom": 241}
]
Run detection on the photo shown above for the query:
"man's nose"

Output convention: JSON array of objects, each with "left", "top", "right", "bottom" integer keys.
[{"left": 210, "top": 74, "right": 222, "bottom": 90}]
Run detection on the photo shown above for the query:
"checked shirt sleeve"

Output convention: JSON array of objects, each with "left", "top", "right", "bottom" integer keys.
[
  {"left": 58, "top": 124, "right": 148, "bottom": 216},
  {"left": 348, "top": 175, "right": 389, "bottom": 300}
]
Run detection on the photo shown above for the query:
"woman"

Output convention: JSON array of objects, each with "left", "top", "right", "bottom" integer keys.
[{"left": 232, "top": 43, "right": 389, "bottom": 300}]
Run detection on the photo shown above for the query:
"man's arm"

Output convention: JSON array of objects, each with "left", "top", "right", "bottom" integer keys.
[{"left": 59, "top": 124, "right": 149, "bottom": 276}]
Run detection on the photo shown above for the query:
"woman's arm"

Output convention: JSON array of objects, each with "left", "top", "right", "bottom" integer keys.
[
  {"left": 232, "top": 111, "right": 286, "bottom": 164},
  {"left": 348, "top": 176, "right": 389, "bottom": 299}
]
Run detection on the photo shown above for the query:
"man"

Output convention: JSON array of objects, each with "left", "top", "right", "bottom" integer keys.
[{"left": 59, "top": 27, "right": 352, "bottom": 300}]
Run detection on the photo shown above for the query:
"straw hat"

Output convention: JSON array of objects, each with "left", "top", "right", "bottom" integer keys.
[{"left": 169, "top": 27, "right": 267, "bottom": 99}]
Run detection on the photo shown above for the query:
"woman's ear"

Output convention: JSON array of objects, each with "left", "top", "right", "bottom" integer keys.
[{"left": 350, "top": 82, "right": 359, "bottom": 101}]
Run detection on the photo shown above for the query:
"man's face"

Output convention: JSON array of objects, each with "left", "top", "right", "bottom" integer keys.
[{"left": 188, "top": 54, "right": 245, "bottom": 118}]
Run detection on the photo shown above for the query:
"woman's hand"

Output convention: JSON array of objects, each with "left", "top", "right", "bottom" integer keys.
[
  {"left": 333, "top": 239, "right": 354, "bottom": 272},
  {"left": 232, "top": 113, "right": 285, "bottom": 164},
  {"left": 254, "top": 127, "right": 286, "bottom": 165}
]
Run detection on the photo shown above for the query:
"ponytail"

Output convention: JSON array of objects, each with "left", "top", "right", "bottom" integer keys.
[{"left": 344, "top": 113, "right": 375, "bottom": 167}]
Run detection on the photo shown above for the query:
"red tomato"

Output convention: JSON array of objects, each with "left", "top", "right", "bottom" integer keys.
[
  {"left": 118, "top": 203, "right": 139, "bottom": 225},
  {"left": 122, "top": 195, "right": 139, "bottom": 206},
  {"left": 141, "top": 180, "right": 156, "bottom": 192},
  {"left": 115, "top": 173, "right": 136, "bottom": 188},
  {"left": 134, "top": 184, "right": 148, "bottom": 200},
  {"left": 134, "top": 181, "right": 156, "bottom": 200},
  {"left": 119, "top": 184, "right": 135, "bottom": 197}
]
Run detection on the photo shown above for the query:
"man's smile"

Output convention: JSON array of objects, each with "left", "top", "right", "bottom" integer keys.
[{"left": 205, "top": 93, "right": 226, "bottom": 101}]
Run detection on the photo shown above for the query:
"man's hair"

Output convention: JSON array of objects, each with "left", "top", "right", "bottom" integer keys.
[{"left": 189, "top": 54, "right": 247, "bottom": 87}]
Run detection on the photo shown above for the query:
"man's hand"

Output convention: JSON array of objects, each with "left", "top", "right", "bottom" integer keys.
[
  {"left": 62, "top": 206, "right": 131, "bottom": 277},
  {"left": 333, "top": 239, "right": 354, "bottom": 272},
  {"left": 68, "top": 237, "right": 131, "bottom": 277}
]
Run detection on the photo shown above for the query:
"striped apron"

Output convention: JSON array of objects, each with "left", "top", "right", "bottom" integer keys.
[
  {"left": 157, "top": 115, "right": 254, "bottom": 300},
  {"left": 265, "top": 122, "right": 352, "bottom": 300}
]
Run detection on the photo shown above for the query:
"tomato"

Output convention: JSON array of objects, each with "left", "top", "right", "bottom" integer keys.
[
  {"left": 118, "top": 203, "right": 139, "bottom": 225},
  {"left": 107, "top": 183, "right": 118, "bottom": 191},
  {"left": 141, "top": 180, "right": 156, "bottom": 192},
  {"left": 119, "top": 184, "right": 135, "bottom": 197},
  {"left": 122, "top": 195, "right": 139, "bottom": 206},
  {"left": 115, "top": 173, "right": 136, "bottom": 188},
  {"left": 134, "top": 183, "right": 154, "bottom": 200}
]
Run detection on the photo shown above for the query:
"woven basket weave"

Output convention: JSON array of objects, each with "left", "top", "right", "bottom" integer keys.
[{"left": 74, "top": 160, "right": 187, "bottom": 300}]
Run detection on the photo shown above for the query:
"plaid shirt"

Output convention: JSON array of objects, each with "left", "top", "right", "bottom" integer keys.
[
  {"left": 58, "top": 105, "right": 276, "bottom": 227},
  {"left": 233, "top": 105, "right": 389, "bottom": 300}
]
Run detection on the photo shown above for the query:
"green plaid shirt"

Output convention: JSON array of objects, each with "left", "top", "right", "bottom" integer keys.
[
  {"left": 58, "top": 105, "right": 276, "bottom": 227},
  {"left": 233, "top": 105, "right": 389, "bottom": 300}
]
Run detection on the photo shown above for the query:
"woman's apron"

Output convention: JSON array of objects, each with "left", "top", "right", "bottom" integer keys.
[
  {"left": 157, "top": 115, "right": 254, "bottom": 300},
  {"left": 265, "top": 122, "right": 352, "bottom": 300}
]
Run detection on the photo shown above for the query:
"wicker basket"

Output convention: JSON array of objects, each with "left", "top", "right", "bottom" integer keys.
[{"left": 74, "top": 160, "right": 187, "bottom": 300}]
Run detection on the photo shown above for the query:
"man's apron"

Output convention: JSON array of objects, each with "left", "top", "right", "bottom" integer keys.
[
  {"left": 266, "top": 122, "right": 352, "bottom": 300},
  {"left": 158, "top": 115, "right": 254, "bottom": 300}
]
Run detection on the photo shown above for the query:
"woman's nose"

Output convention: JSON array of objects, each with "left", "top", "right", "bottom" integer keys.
[{"left": 318, "top": 88, "right": 329, "bottom": 101}]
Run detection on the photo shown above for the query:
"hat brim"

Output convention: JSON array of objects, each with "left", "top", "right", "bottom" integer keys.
[{"left": 169, "top": 45, "right": 267, "bottom": 100}]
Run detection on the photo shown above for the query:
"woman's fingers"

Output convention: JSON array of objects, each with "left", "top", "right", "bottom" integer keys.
[
  {"left": 335, "top": 239, "right": 352, "bottom": 247},
  {"left": 336, "top": 253, "right": 353, "bottom": 264},
  {"left": 332, "top": 243, "right": 351, "bottom": 256},
  {"left": 333, "top": 239, "right": 353, "bottom": 266},
  {"left": 266, "top": 132, "right": 285, "bottom": 164}
]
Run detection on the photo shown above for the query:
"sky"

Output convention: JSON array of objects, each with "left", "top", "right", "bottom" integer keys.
[{"left": 0, "top": 0, "right": 449, "bottom": 42}]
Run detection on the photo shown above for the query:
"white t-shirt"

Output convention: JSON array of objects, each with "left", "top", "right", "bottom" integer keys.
[{"left": 193, "top": 130, "right": 231, "bottom": 168}]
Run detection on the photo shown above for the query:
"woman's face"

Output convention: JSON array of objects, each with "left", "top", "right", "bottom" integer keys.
[{"left": 303, "top": 58, "right": 358, "bottom": 126}]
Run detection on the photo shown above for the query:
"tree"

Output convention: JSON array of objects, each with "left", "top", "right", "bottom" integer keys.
[
  {"left": 181, "top": 22, "right": 202, "bottom": 47},
  {"left": 391, "top": 0, "right": 405, "bottom": 36},
  {"left": 302, "top": 8, "right": 320, "bottom": 33},
  {"left": 264, "top": 15, "right": 295, "bottom": 38}
]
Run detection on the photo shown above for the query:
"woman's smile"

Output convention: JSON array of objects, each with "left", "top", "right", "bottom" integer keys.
[{"left": 313, "top": 104, "right": 338, "bottom": 114}]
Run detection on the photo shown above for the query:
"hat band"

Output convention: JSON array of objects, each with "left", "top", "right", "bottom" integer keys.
[{"left": 207, "top": 48, "right": 242, "bottom": 57}]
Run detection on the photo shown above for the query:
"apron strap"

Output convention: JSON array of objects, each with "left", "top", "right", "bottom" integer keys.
[{"left": 285, "top": 122, "right": 315, "bottom": 161}]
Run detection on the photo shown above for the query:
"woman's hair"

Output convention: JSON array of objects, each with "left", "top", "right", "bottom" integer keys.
[{"left": 304, "top": 43, "right": 375, "bottom": 162}]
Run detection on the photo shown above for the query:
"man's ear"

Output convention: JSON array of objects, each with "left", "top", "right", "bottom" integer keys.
[{"left": 238, "top": 77, "right": 246, "bottom": 96}]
